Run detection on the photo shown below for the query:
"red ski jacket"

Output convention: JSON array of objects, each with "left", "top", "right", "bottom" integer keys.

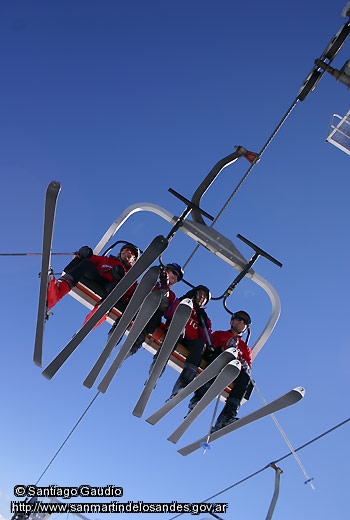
[
  {"left": 88, "top": 254, "right": 137, "bottom": 301},
  {"left": 212, "top": 329, "right": 252, "bottom": 367},
  {"left": 184, "top": 307, "right": 212, "bottom": 342},
  {"left": 164, "top": 300, "right": 212, "bottom": 343}
]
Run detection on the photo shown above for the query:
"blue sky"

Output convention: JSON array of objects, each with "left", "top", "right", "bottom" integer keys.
[{"left": 1, "top": 1, "right": 349, "bottom": 519}]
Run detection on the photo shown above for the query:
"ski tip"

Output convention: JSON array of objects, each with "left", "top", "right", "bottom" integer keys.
[
  {"left": 33, "top": 358, "right": 43, "bottom": 368},
  {"left": 293, "top": 386, "right": 306, "bottom": 398},
  {"left": 41, "top": 368, "right": 54, "bottom": 380},
  {"left": 48, "top": 180, "right": 61, "bottom": 189},
  {"left": 131, "top": 408, "right": 143, "bottom": 418}
]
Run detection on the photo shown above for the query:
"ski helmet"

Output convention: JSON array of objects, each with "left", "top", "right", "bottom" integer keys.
[
  {"left": 120, "top": 242, "right": 140, "bottom": 259},
  {"left": 195, "top": 285, "right": 211, "bottom": 302},
  {"left": 231, "top": 310, "right": 251, "bottom": 326},
  {"left": 165, "top": 262, "right": 184, "bottom": 281}
]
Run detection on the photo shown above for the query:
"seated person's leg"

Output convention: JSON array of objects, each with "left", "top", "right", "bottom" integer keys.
[
  {"left": 168, "top": 339, "right": 205, "bottom": 399},
  {"left": 47, "top": 258, "right": 102, "bottom": 309},
  {"left": 213, "top": 370, "right": 251, "bottom": 431},
  {"left": 68, "top": 259, "right": 105, "bottom": 285}
]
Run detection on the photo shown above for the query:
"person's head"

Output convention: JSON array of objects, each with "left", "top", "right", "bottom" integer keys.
[
  {"left": 183, "top": 285, "right": 211, "bottom": 307},
  {"left": 119, "top": 243, "right": 140, "bottom": 267},
  {"left": 230, "top": 310, "right": 251, "bottom": 335},
  {"left": 165, "top": 262, "right": 184, "bottom": 286},
  {"left": 195, "top": 285, "right": 211, "bottom": 307}
]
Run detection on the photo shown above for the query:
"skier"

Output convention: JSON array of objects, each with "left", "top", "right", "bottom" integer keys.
[
  {"left": 187, "top": 310, "right": 252, "bottom": 431},
  {"left": 46, "top": 243, "right": 140, "bottom": 311},
  {"left": 110, "top": 262, "right": 184, "bottom": 356},
  {"left": 166, "top": 285, "right": 212, "bottom": 399}
]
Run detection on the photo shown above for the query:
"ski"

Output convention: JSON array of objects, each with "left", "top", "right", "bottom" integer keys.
[
  {"left": 33, "top": 181, "right": 61, "bottom": 367},
  {"left": 83, "top": 266, "right": 160, "bottom": 388},
  {"left": 167, "top": 360, "right": 241, "bottom": 444},
  {"left": 97, "top": 289, "right": 166, "bottom": 393},
  {"left": 146, "top": 347, "right": 239, "bottom": 425},
  {"left": 132, "top": 298, "right": 193, "bottom": 418},
  {"left": 42, "top": 235, "right": 168, "bottom": 379},
  {"left": 177, "top": 386, "right": 306, "bottom": 456}
]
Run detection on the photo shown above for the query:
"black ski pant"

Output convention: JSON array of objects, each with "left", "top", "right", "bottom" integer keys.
[
  {"left": 154, "top": 337, "right": 206, "bottom": 376},
  {"left": 181, "top": 338, "right": 206, "bottom": 367},
  {"left": 67, "top": 258, "right": 108, "bottom": 287},
  {"left": 66, "top": 259, "right": 128, "bottom": 312},
  {"left": 193, "top": 350, "right": 251, "bottom": 404}
]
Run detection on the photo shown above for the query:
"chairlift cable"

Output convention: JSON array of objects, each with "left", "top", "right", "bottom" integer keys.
[
  {"left": 183, "top": 12, "right": 350, "bottom": 272},
  {"left": 183, "top": 100, "right": 298, "bottom": 270},
  {"left": 0, "top": 252, "right": 74, "bottom": 257}
]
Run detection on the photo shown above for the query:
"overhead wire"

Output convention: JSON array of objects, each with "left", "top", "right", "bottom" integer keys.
[
  {"left": 0, "top": 252, "right": 74, "bottom": 256},
  {"left": 35, "top": 392, "right": 100, "bottom": 485},
  {"left": 167, "top": 417, "right": 350, "bottom": 520}
]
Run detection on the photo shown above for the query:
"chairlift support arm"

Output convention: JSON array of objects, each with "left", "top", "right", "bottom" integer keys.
[
  {"left": 166, "top": 188, "right": 214, "bottom": 240},
  {"left": 212, "top": 233, "right": 282, "bottom": 315},
  {"left": 190, "top": 146, "right": 259, "bottom": 225},
  {"left": 265, "top": 464, "right": 283, "bottom": 520},
  {"left": 222, "top": 234, "right": 282, "bottom": 298}
]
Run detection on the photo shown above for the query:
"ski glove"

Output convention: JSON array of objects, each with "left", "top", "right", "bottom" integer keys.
[
  {"left": 196, "top": 307, "right": 206, "bottom": 319},
  {"left": 110, "top": 264, "right": 125, "bottom": 281},
  {"left": 240, "top": 358, "right": 251, "bottom": 372},
  {"left": 227, "top": 336, "right": 239, "bottom": 348},
  {"left": 75, "top": 246, "right": 93, "bottom": 259}
]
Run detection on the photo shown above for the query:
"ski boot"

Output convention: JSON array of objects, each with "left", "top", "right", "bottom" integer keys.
[
  {"left": 183, "top": 395, "right": 200, "bottom": 418},
  {"left": 126, "top": 331, "right": 147, "bottom": 358},
  {"left": 82, "top": 304, "right": 108, "bottom": 329},
  {"left": 168, "top": 362, "right": 198, "bottom": 400},
  {"left": 148, "top": 349, "right": 160, "bottom": 376},
  {"left": 184, "top": 380, "right": 212, "bottom": 418},
  {"left": 47, "top": 274, "right": 73, "bottom": 309},
  {"left": 211, "top": 397, "right": 241, "bottom": 432},
  {"left": 107, "top": 316, "right": 121, "bottom": 337},
  {"left": 148, "top": 349, "right": 167, "bottom": 375},
  {"left": 145, "top": 349, "right": 166, "bottom": 388}
]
